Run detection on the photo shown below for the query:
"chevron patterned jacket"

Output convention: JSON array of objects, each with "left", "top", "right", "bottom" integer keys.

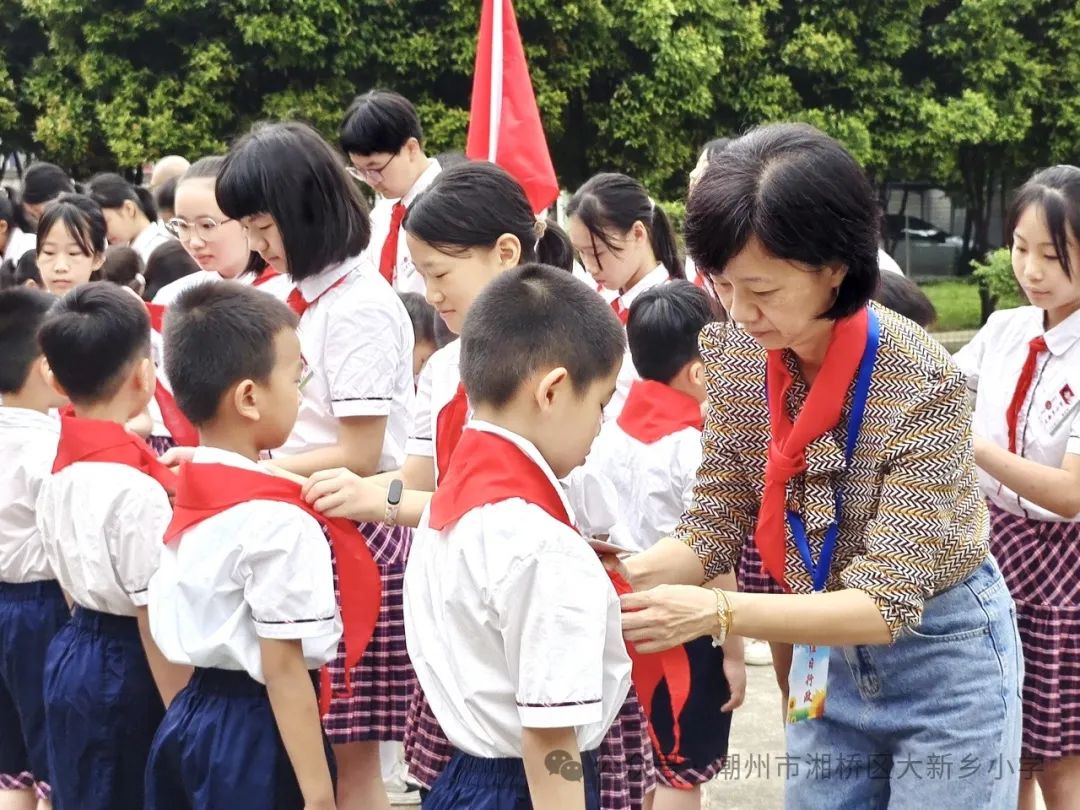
[{"left": 674, "top": 302, "right": 989, "bottom": 640}]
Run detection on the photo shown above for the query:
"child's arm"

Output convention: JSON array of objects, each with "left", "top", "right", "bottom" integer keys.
[
  {"left": 136, "top": 606, "right": 191, "bottom": 707},
  {"left": 268, "top": 415, "right": 387, "bottom": 478},
  {"left": 260, "top": 637, "right": 336, "bottom": 810},
  {"left": 705, "top": 572, "right": 746, "bottom": 712},
  {"left": 522, "top": 726, "right": 586, "bottom": 810}
]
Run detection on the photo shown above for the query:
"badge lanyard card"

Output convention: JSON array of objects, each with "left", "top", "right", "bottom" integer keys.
[{"left": 784, "top": 309, "right": 880, "bottom": 725}]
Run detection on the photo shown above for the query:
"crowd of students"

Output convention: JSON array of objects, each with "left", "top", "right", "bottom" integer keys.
[{"left": 0, "top": 88, "right": 1076, "bottom": 810}]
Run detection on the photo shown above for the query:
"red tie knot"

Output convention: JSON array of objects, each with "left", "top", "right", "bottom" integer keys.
[
  {"left": 765, "top": 442, "right": 807, "bottom": 485},
  {"left": 1030, "top": 335, "right": 1049, "bottom": 354}
]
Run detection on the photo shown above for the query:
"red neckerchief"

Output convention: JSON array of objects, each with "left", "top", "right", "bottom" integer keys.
[
  {"left": 434, "top": 382, "right": 468, "bottom": 485},
  {"left": 754, "top": 308, "right": 869, "bottom": 589},
  {"left": 52, "top": 415, "right": 178, "bottom": 495},
  {"left": 251, "top": 267, "right": 282, "bottom": 287},
  {"left": 163, "top": 462, "right": 381, "bottom": 716},
  {"left": 428, "top": 427, "right": 692, "bottom": 782},
  {"left": 1006, "top": 335, "right": 1049, "bottom": 454},
  {"left": 617, "top": 380, "right": 703, "bottom": 444},
  {"left": 286, "top": 274, "right": 349, "bottom": 319},
  {"left": 144, "top": 302, "right": 200, "bottom": 447}
]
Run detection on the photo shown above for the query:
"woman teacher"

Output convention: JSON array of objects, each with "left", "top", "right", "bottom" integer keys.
[{"left": 617, "top": 124, "right": 1022, "bottom": 809}]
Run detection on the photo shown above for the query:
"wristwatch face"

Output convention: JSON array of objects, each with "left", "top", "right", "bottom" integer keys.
[{"left": 388, "top": 479, "right": 404, "bottom": 506}]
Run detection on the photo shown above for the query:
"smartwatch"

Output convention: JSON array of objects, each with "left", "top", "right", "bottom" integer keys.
[{"left": 384, "top": 479, "right": 404, "bottom": 527}]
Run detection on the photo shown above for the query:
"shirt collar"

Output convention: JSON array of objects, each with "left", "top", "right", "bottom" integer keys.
[
  {"left": 296, "top": 254, "right": 368, "bottom": 301},
  {"left": 1043, "top": 306, "right": 1080, "bottom": 356},
  {"left": 189, "top": 445, "right": 264, "bottom": 471},
  {"left": 618, "top": 264, "right": 669, "bottom": 309},
  {"left": 402, "top": 159, "right": 442, "bottom": 207},
  {"left": 0, "top": 406, "right": 59, "bottom": 431},
  {"left": 464, "top": 419, "right": 577, "bottom": 525}
]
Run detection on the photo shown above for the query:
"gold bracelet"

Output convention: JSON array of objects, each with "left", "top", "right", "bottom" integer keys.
[{"left": 711, "top": 588, "right": 732, "bottom": 648}]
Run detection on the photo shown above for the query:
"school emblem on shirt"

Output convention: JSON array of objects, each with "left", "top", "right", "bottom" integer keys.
[{"left": 1039, "top": 378, "right": 1079, "bottom": 432}]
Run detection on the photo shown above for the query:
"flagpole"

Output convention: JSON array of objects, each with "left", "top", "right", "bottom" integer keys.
[{"left": 487, "top": 0, "right": 503, "bottom": 161}]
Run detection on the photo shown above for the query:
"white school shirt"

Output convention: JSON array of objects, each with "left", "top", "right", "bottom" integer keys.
[
  {"left": 954, "top": 305, "right": 1080, "bottom": 522},
  {"left": 37, "top": 455, "right": 171, "bottom": 615},
  {"left": 406, "top": 339, "right": 621, "bottom": 535},
  {"left": 0, "top": 408, "right": 60, "bottom": 583},
  {"left": 608, "top": 264, "right": 670, "bottom": 420},
  {"left": 148, "top": 447, "right": 341, "bottom": 681},
  {"left": 3, "top": 228, "right": 35, "bottom": 264},
  {"left": 365, "top": 159, "right": 442, "bottom": 296},
  {"left": 403, "top": 420, "right": 631, "bottom": 758},
  {"left": 586, "top": 412, "right": 702, "bottom": 553},
  {"left": 274, "top": 254, "right": 415, "bottom": 472},
  {"left": 131, "top": 220, "right": 175, "bottom": 263}
]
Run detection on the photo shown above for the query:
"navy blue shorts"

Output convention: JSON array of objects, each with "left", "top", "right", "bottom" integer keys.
[
  {"left": 424, "top": 749, "right": 600, "bottom": 810},
  {"left": 43, "top": 607, "right": 164, "bottom": 810},
  {"left": 0, "top": 580, "right": 69, "bottom": 785},
  {"left": 146, "top": 668, "right": 336, "bottom": 810}
]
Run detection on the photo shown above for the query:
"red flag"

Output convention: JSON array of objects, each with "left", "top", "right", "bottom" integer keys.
[{"left": 466, "top": 0, "right": 559, "bottom": 214}]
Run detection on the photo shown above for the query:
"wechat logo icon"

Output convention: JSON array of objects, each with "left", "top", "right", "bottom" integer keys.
[{"left": 545, "top": 750, "right": 583, "bottom": 782}]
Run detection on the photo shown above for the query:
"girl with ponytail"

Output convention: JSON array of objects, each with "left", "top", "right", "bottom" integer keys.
[
  {"left": 87, "top": 173, "right": 173, "bottom": 262},
  {"left": 567, "top": 172, "right": 684, "bottom": 417}
]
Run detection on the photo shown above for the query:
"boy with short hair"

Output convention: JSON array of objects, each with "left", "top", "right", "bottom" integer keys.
[
  {"left": 586, "top": 281, "right": 743, "bottom": 809},
  {"left": 403, "top": 264, "right": 632, "bottom": 810},
  {"left": 145, "top": 281, "right": 381, "bottom": 809},
  {"left": 340, "top": 89, "right": 441, "bottom": 294},
  {"left": 35, "top": 283, "right": 190, "bottom": 810},
  {"left": 0, "top": 288, "right": 70, "bottom": 810}
]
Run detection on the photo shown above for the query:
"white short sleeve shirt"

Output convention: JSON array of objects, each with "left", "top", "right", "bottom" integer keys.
[
  {"left": 274, "top": 255, "right": 415, "bottom": 472},
  {"left": 364, "top": 160, "right": 442, "bottom": 296},
  {"left": 131, "top": 220, "right": 175, "bottom": 263},
  {"left": 37, "top": 457, "right": 171, "bottom": 615},
  {"left": 148, "top": 447, "right": 341, "bottom": 681},
  {"left": 406, "top": 339, "right": 462, "bottom": 480},
  {"left": 403, "top": 421, "right": 631, "bottom": 758},
  {"left": 954, "top": 305, "right": 1080, "bottom": 521},
  {"left": 0, "top": 408, "right": 60, "bottom": 583}
]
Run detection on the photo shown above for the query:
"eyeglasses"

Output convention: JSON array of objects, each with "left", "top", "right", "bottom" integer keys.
[
  {"left": 346, "top": 153, "right": 397, "bottom": 186},
  {"left": 166, "top": 216, "right": 234, "bottom": 243}
]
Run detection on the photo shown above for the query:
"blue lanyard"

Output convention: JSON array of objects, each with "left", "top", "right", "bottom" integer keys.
[{"left": 781, "top": 309, "right": 880, "bottom": 592}]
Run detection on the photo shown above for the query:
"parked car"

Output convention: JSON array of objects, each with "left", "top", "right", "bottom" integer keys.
[{"left": 885, "top": 214, "right": 964, "bottom": 277}]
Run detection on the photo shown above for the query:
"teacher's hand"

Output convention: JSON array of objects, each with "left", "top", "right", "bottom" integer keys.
[{"left": 620, "top": 585, "right": 717, "bottom": 654}]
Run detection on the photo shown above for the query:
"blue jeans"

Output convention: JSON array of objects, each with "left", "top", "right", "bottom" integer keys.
[{"left": 785, "top": 557, "right": 1023, "bottom": 809}]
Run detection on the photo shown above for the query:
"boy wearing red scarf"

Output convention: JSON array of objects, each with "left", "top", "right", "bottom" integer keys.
[
  {"left": 585, "top": 281, "right": 743, "bottom": 809},
  {"left": 35, "top": 283, "right": 190, "bottom": 810},
  {"left": 144, "top": 282, "right": 381, "bottom": 810},
  {"left": 402, "top": 265, "right": 631, "bottom": 810}
]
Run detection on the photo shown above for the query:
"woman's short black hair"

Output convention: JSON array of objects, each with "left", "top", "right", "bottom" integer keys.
[
  {"left": 143, "top": 241, "right": 201, "bottom": 301},
  {"left": 38, "top": 282, "right": 151, "bottom": 405},
  {"left": 88, "top": 172, "right": 157, "bottom": 221},
  {"left": 1006, "top": 165, "right": 1080, "bottom": 280},
  {"left": 685, "top": 123, "right": 880, "bottom": 320},
  {"left": 164, "top": 281, "right": 298, "bottom": 425},
  {"left": 405, "top": 162, "right": 569, "bottom": 267},
  {"left": 22, "top": 162, "right": 75, "bottom": 205},
  {"left": 460, "top": 263, "right": 625, "bottom": 408},
  {"left": 217, "top": 121, "right": 371, "bottom": 281},
  {"left": 628, "top": 280, "right": 718, "bottom": 384},
  {"left": 36, "top": 194, "right": 108, "bottom": 258},
  {"left": 566, "top": 173, "right": 683, "bottom": 281},
  {"left": 340, "top": 90, "right": 423, "bottom": 156}
]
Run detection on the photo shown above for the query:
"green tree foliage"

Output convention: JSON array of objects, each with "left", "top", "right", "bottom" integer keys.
[{"left": 5, "top": 0, "right": 1078, "bottom": 224}]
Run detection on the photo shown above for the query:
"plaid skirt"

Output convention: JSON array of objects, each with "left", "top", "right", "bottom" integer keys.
[
  {"left": 988, "top": 503, "right": 1080, "bottom": 760},
  {"left": 404, "top": 683, "right": 655, "bottom": 810},
  {"left": 321, "top": 522, "right": 416, "bottom": 744},
  {"left": 146, "top": 435, "right": 177, "bottom": 457},
  {"left": 737, "top": 535, "right": 786, "bottom": 595},
  {"left": 0, "top": 771, "right": 41, "bottom": 798}
]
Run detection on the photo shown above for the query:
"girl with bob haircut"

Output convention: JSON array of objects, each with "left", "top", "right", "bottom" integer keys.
[
  {"left": 615, "top": 123, "right": 1022, "bottom": 809},
  {"left": 35, "top": 194, "right": 108, "bottom": 296},
  {"left": 87, "top": 173, "right": 173, "bottom": 262},
  {"left": 955, "top": 165, "right": 1080, "bottom": 810},
  {"left": 566, "top": 173, "right": 684, "bottom": 418},
  {"left": 216, "top": 120, "right": 416, "bottom": 810},
  {"left": 301, "top": 160, "right": 656, "bottom": 810}
]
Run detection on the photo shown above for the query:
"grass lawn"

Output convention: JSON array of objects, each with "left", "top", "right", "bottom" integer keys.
[{"left": 920, "top": 279, "right": 983, "bottom": 332}]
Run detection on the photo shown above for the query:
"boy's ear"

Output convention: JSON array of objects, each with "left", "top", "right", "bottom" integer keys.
[
  {"left": 41, "top": 358, "right": 68, "bottom": 400},
  {"left": 232, "top": 379, "right": 260, "bottom": 422},
  {"left": 533, "top": 366, "right": 570, "bottom": 413},
  {"left": 688, "top": 358, "right": 705, "bottom": 388},
  {"left": 136, "top": 357, "right": 156, "bottom": 396}
]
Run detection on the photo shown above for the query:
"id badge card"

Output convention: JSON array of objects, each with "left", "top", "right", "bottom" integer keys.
[{"left": 787, "top": 643, "right": 830, "bottom": 724}]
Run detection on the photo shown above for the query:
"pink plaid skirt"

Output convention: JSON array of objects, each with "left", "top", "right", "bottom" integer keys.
[
  {"left": 0, "top": 772, "right": 47, "bottom": 800},
  {"left": 404, "top": 684, "right": 655, "bottom": 810},
  {"left": 737, "top": 536, "right": 785, "bottom": 595},
  {"left": 989, "top": 503, "right": 1080, "bottom": 759},
  {"left": 321, "top": 522, "right": 416, "bottom": 744}
]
